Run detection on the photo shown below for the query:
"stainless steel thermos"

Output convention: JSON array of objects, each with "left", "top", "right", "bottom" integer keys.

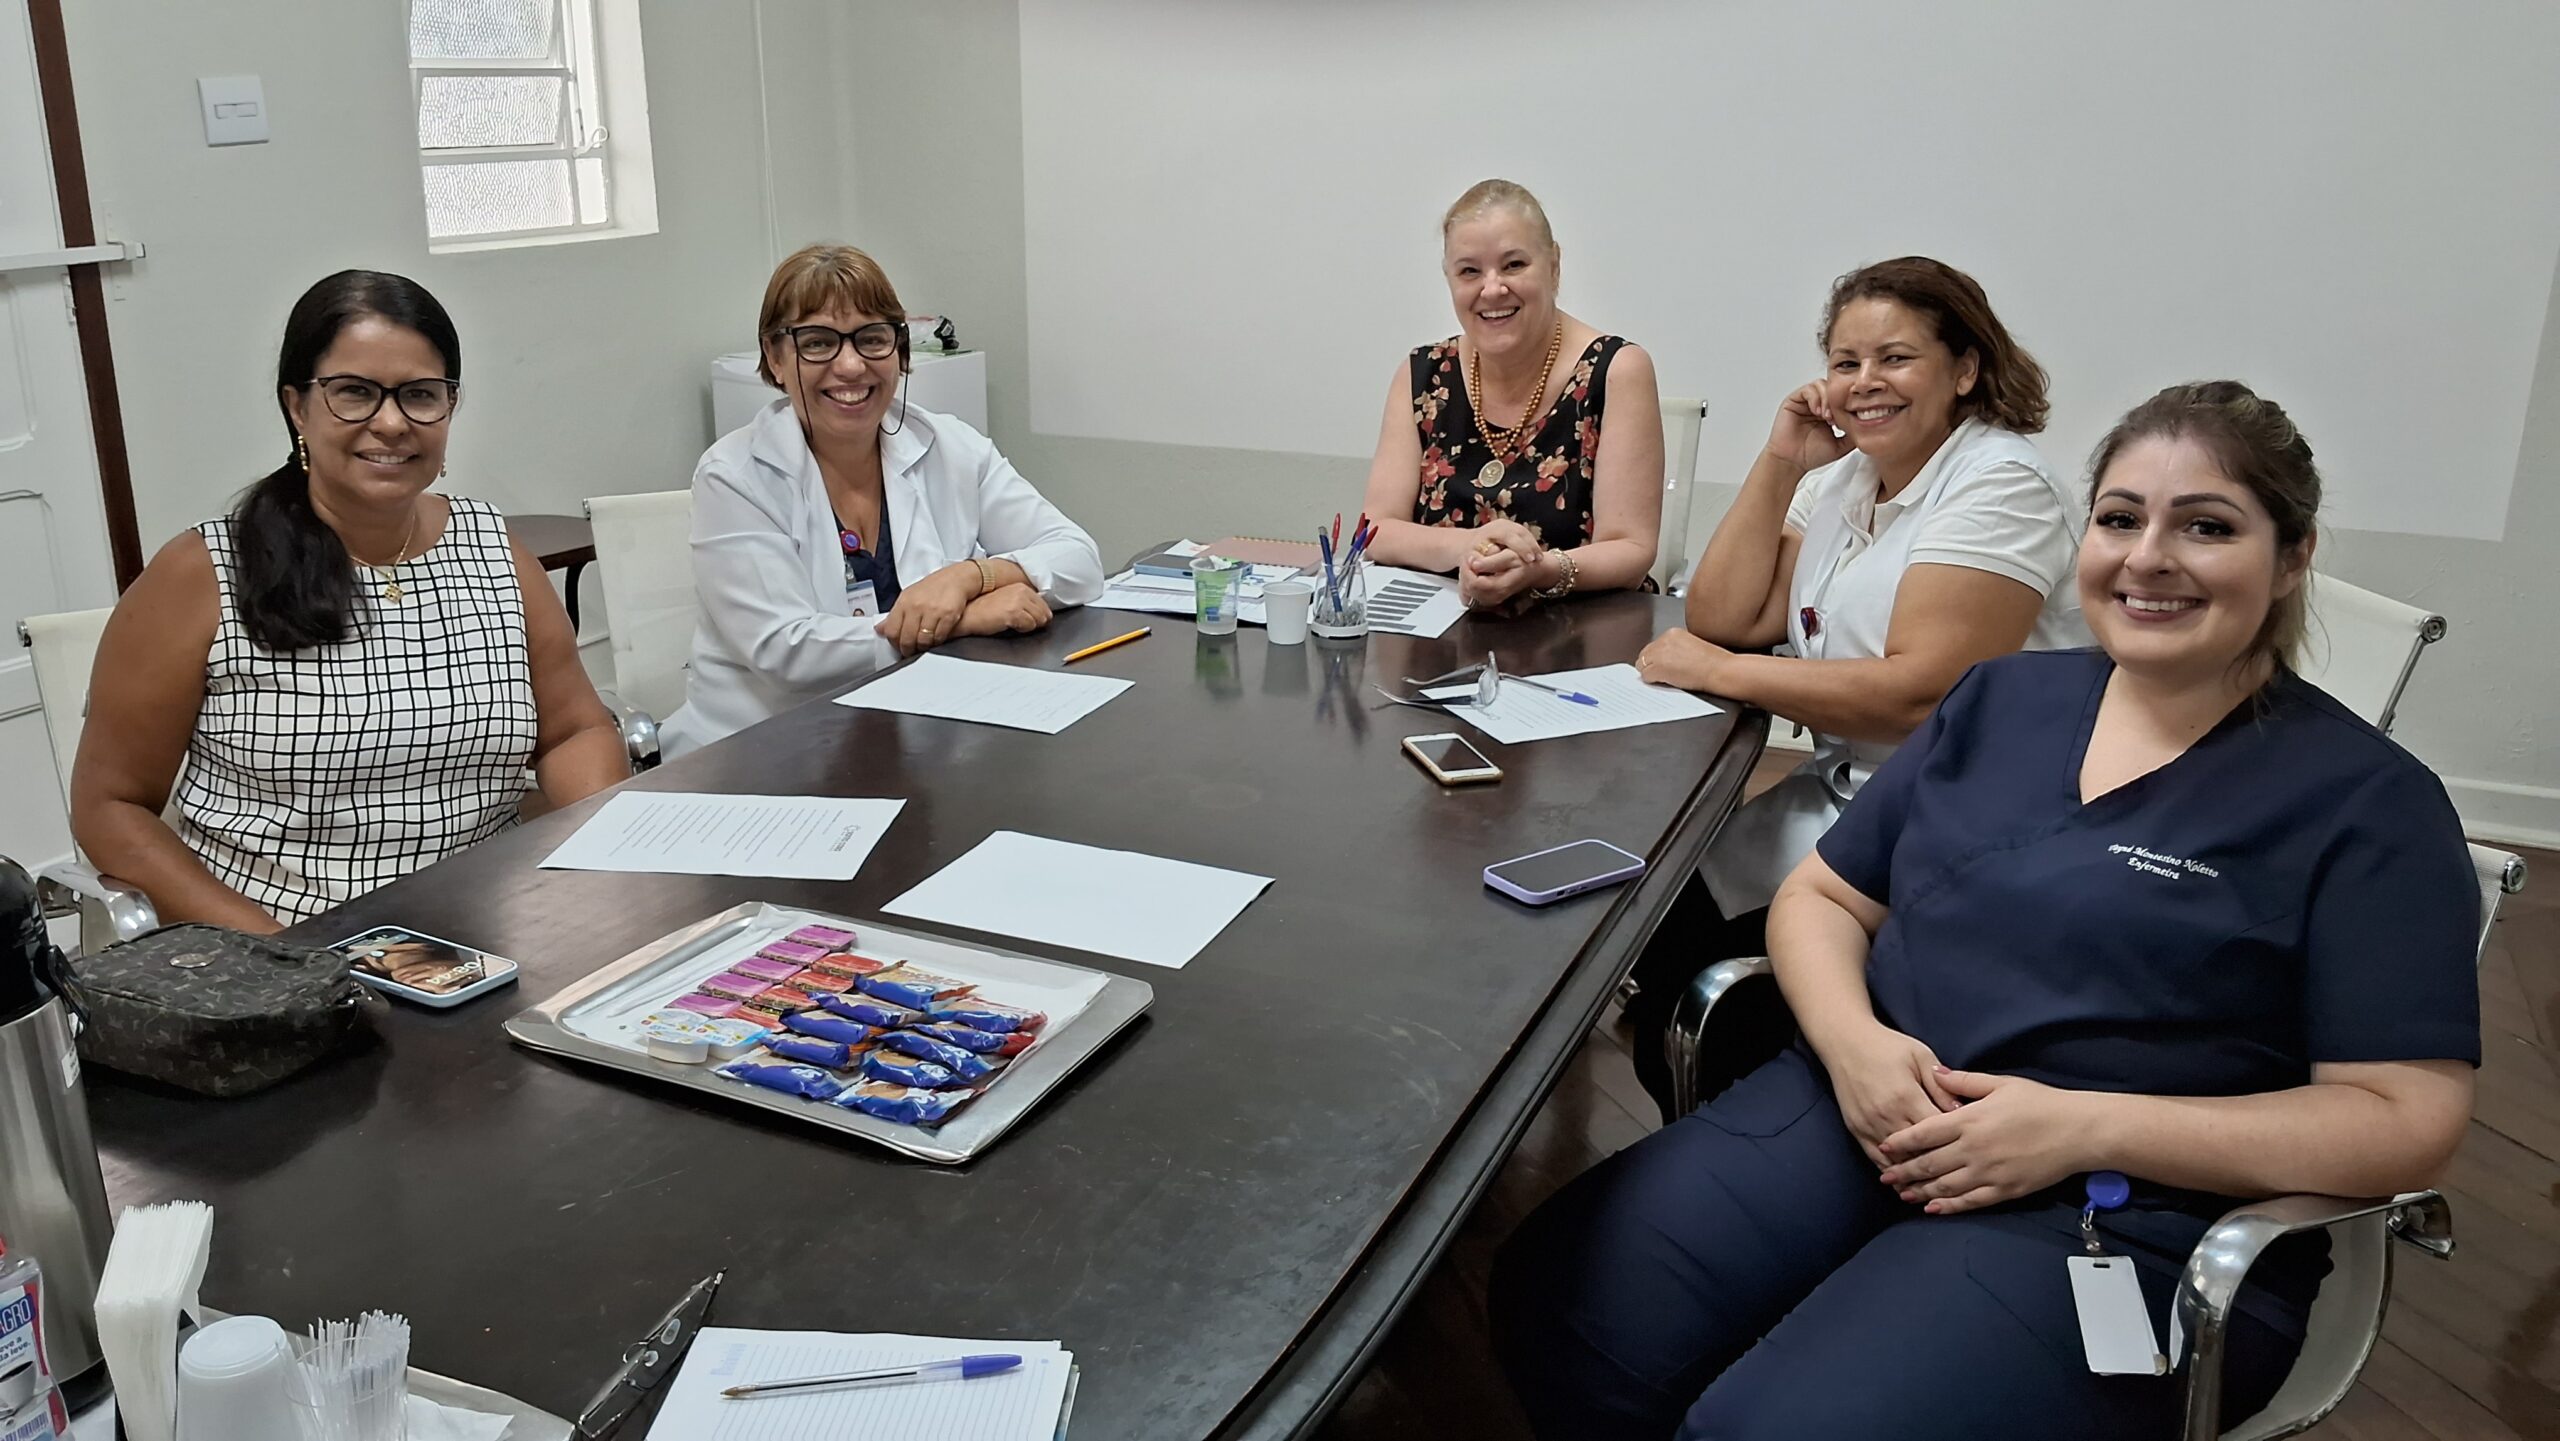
[{"left": 0, "top": 857, "right": 115, "bottom": 1403}]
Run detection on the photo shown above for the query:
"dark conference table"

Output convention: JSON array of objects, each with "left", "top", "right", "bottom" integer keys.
[{"left": 86, "top": 591, "right": 1763, "bottom": 1439}]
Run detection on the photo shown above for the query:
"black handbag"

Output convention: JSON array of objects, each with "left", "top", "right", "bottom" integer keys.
[{"left": 64, "top": 924, "right": 380, "bottom": 1097}]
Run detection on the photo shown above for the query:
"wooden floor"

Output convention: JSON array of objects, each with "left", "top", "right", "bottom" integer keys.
[{"left": 1314, "top": 768, "right": 2560, "bottom": 1440}]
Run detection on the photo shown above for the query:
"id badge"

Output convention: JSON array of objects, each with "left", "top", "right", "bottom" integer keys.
[
  {"left": 846, "top": 579, "right": 880, "bottom": 618},
  {"left": 2066, "top": 1256, "right": 2168, "bottom": 1375},
  {"left": 2071, "top": 1170, "right": 2168, "bottom": 1376}
]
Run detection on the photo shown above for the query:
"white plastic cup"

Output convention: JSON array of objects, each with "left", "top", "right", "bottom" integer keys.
[
  {"left": 178, "top": 1315, "right": 298, "bottom": 1441},
  {"left": 1262, "top": 580, "right": 1314, "bottom": 644}
]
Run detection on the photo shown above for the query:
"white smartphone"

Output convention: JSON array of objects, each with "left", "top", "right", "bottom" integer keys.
[
  {"left": 1402, "top": 732, "right": 1502, "bottom": 785},
  {"left": 1484, "top": 839, "right": 1648, "bottom": 906},
  {"left": 332, "top": 925, "right": 520, "bottom": 1008}
]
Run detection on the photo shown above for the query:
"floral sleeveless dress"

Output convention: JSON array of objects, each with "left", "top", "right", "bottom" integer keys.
[{"left": 1407, "top": 333, "right": 1627, "bottom": 554}]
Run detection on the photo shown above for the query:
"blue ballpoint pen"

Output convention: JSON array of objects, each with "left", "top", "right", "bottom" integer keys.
[
  {"left": 1510, "top": 675, "right": 1601, "bottom": 706},
  {"left": 1316, "top": 527, "right": 1342, "bottom": 612},
  {"left": 721, "top": 1353, "right": 1023, "bottom": 1398}
]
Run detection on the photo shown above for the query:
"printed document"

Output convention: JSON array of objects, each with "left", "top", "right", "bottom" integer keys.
[{"left": 541, "top": 793, "right": 906, "bottom": 880}]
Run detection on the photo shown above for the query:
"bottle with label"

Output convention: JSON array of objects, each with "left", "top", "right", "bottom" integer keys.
[{"left": 0, "top": 1236, "right": 68, "bottom": 1441}]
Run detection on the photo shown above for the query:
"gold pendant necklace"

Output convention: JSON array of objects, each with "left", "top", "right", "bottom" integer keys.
[
  {"left": 356, "top": 509, "right": 421, "bottom": 603},
  {"left": 1466, "top": 319, "right": 1565, "bottom": 489}
]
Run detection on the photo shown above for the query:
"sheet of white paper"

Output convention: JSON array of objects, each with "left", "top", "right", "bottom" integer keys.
[
  {"left": 646, "top": 1329, "right": 1073, "bottom": 1441},
  {"left": 1098, "top": 573, "right": 1269, "bottom": 626},
  {"left": 886, "top": 830, "right": 1273, "bottom": 969},
  {"left": 834, "top": 652, "right": 1131, "bottom": 733},
  {"left": 1358, "top": 565, "right": 1466, "bottom": 638},
  {"left": 1426, "top": 663, "right": 1723, "bottom": 744},
  {"left": 539, "top": 793, "right": 906, "bottom": 879}
]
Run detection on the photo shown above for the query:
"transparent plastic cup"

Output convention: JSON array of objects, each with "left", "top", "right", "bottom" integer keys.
[{"left": 1193, "top": 561, "right": 1244, "bottom": 637}]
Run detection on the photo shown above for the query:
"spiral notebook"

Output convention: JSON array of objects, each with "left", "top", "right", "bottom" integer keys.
[
  {"left": 647, "top": 1329, "right": 1076, "bottom": 1439},
  {"left": 1203, "top": 535, "right": 1323, "bottom": 568}
]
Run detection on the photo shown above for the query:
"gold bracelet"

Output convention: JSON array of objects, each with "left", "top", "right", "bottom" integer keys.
[
  {"left": 1531, "top": 548, "right": 1578, "bottom": 600},
  {"left": 972, "top": 556, "right": 997, "bottom": 596}
]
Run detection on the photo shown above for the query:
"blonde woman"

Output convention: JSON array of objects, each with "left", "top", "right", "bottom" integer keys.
[{"left": 1359, "top": 179, "right": 1662, "bottom": 610}]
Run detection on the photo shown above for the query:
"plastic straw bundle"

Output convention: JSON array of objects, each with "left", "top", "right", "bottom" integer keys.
[
  {"left": 93, "top": 1200, "right": 217, "bottom": 1441},
  {"left": 289, "top": 1312, "right": 411, "bottom": 1441}
]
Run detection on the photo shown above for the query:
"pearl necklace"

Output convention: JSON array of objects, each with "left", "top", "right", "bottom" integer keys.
[{"left": 1465, "top": 318, "right": 1565, "bottom": 487}]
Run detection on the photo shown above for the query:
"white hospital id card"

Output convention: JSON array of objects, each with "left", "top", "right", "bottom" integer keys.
[{"left": 2066, "top": 1255, "right": 2169, "bottom": 1375}]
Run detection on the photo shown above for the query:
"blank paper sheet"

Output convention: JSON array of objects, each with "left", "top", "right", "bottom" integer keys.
[
  {"left": 834, "top": 653, "right": 1131, "bottom": 733},
  {"left": 886, "top": 831, "right": 1273, "bottom": 970},
  {"left": 646, "top": 1328, "right": 1072, "bottom": 1440}
]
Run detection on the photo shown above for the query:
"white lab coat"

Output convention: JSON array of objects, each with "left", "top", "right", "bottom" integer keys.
[
  {"left": 1698, "top": 419, "right": 2087, "bottom": 914},
  {"left": 662, "top": 398, "right": 1105, "bottom": 756}
]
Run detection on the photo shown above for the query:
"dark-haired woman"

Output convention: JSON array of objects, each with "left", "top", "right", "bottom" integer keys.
[
  {"left": 662, "top": 244, "right": 1102, "bottom": 756},
  {"left": 70, "top": 270, "right": 627, "bottom": 933},
  {"left": 1621, "top": 258, "right": 2087, "bottom": 1114},
  {"left": 1495, "top": 383, "right": 2478, "bottom": 1440}
]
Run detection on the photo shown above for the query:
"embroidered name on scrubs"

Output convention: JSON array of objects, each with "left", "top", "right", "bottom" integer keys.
[{"left": 2106, "top": 844, "right": 2222, "bottom": 881}]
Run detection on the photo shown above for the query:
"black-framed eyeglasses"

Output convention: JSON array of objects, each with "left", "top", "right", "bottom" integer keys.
[
  {"left": 781, "top": 322, "right": 900, "bottom": 364},
  {"left": 304, "top": 375, "right": 460, "bottom": 425}
]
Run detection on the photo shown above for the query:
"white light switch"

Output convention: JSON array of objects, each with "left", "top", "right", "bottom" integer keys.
[{"left": 198, "top": 76, "right": 268, "bottom": 146}]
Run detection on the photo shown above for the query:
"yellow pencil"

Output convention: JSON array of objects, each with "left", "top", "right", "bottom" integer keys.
[{"left": 1064, "top": 626, "right": 1151, "bottom": 663}]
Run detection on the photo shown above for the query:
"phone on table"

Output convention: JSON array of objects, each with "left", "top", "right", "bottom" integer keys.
[
  {"left": 1402, "top": 732, "right": 1503, "bottom": 785},
  {"left": 1484, "top": 839, "right": 1648, "bottom": 906},
  {"left": 331, "top": 925, "right": 520, "bottom": 1008}
]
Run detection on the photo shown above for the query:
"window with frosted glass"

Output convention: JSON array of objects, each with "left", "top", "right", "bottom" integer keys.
[{"left": 408, "top": 0, "right": 612, "bottom": 242}]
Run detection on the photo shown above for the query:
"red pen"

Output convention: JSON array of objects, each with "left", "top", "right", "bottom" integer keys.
[{"left": 1331, "top": 511, "right": 1342, "bottom": 546}]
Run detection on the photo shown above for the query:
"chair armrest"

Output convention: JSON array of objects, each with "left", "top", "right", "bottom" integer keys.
[
  {"left": 35, "top": 860, "right": 161, "bottom": 944},
  {"left": 2178, "top": 1190, "right": 2451, "bottom": 1441},
  {"left": 1666, "top": 956, "right": 1773, "bottom": 1116},
  {"left": 598, "top": 690, "right": 661, "bottom": 770}
]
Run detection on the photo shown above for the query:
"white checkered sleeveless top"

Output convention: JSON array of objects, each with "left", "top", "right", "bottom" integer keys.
[{"left": 173, "top": 497, "right": 540, "bottom": 923}]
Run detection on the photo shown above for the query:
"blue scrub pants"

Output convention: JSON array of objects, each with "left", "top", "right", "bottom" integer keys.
[{"left": 1489, "top": 1047, "right": 2311, "bottom": 1440}]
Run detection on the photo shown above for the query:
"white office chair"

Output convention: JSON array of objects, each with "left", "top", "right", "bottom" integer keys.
[
  {"left": 1666, "top": 571, "right": 2525, "bottom": 1441},
  {"left": 17, "top": 609, "right": 160, "bottom": 952},
  {"left": 1652, "top": 396, "right": 1709, "bottom": 594},
  {"left": 583, "top": 490, "right": 698, "bottom": 742},
  {"left": 2292, "top": 571, "right": 2445, "bottom": 734}
]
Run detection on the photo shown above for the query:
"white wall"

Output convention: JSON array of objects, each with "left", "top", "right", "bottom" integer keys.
[
  {"left": 60, "top": 0, "right": 846, "bottom": 560},
  {"left": 830, "top": 0, "right": 2560, "bottom": 846}
]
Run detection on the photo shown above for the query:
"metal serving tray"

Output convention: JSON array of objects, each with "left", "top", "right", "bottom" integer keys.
[{"left": 505, "top": 902, "right": 1153, "bottom": 1164}]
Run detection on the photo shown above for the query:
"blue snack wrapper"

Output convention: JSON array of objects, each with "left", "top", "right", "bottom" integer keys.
[
  {"left": 766, "top": 1035, "right": 860, "bottom": 1069},
  {"left": 853, "top": 962, "right": 974, "bottom": 1010},
  {"left": 876, "top": 1029, "right": 1002, "bottom": 1081},
  {"left": 926, "top": 998, "right": 1047, "bottom": 1034},
  {"left": 835, "top": 1080, "right": 972, "bottom": 1126},
  {"left": 911, "top": 1020, "right": 1033, "bottom": 1056},
  {"left": 781, "top": 1011, "right": 883, "bottom": 1046},
  {"left": 861, "top": 1048, "right": 965, "bottom": 1090},
  {"left": 817, "top": 994, "right": 921, "bottom": 1029},
  {"left": 714, "top": 1059, "right": 847, "bottom": 1101}
]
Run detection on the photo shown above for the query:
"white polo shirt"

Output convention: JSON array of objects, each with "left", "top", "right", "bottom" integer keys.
[{"left": 1699, "top": 418, "right": 2087, "bottom": 914}]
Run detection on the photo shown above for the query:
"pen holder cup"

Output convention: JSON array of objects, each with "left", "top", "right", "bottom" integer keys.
[
  {"left": 1310, "top": 562, "right": 1368, "bottom": 640},
  {"left": 1192, "top": 562, "right": 1244, "bottom": 638}
]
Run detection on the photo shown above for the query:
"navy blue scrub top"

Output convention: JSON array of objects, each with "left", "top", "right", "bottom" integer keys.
[
  {"left": 1817, "top": 649, "right": 2480, "bottom": 1101},
  {"left": 839, "top": 502, "right": 902, "bottom": 615}
]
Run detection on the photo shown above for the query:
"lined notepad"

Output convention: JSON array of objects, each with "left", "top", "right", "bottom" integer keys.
[{"left": 647, "top": 1329, "right": 1074, "bottom": 1439}]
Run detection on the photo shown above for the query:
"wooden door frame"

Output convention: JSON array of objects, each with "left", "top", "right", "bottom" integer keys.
[{"left": 25, "top": 0, "right": 142, "bottom": 587}]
